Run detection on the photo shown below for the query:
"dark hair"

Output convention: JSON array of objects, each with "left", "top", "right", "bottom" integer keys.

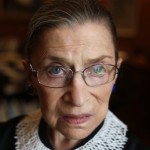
[{"left": 26, "top": 0, "right": 118, "bottom": 61}]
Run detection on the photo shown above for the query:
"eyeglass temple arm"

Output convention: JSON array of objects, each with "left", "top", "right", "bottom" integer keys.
[
  {"left": 29, "top": 64, "right": 37, "bottom": 73},
  {"left": 115, "top": 66, "right": 120, "bottom": 74}
]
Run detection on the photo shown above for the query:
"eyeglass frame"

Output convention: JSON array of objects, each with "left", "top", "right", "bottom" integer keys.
[{"left": 29, "top": 63, "right": 119, "bottom": 88}]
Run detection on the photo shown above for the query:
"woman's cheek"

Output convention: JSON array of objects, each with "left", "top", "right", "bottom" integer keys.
[{"left": 91, "top": 84, "right": 113, "bottom": 104}]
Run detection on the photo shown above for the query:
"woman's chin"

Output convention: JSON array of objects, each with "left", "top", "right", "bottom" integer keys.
[{"left": 56, "top": 123, "right": 94, "bottom": 140}]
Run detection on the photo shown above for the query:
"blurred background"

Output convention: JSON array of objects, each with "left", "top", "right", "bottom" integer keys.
[{"left": 0, "top": 0, "right": 150, "bottom": 146}]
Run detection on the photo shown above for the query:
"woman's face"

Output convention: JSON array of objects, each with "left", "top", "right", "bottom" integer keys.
[{"left": 29, "top": 22, "right": 121, "bottom": 140}]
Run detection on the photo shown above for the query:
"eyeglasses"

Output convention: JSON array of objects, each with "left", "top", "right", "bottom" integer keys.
[{"left": 30, "top": 63, "right": 119, "bottom": 88}]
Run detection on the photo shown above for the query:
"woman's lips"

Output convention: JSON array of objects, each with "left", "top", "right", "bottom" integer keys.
[{"left": 62, "top": 114, "right": 92, "bottom": 124}]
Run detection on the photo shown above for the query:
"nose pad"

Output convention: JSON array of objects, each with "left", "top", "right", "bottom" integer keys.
[
  {"left": 63, "top": 73, "right": 89, "bottom": 107},
  {"left": 66, "top": 70, "right": 86, "bottom": 86}
]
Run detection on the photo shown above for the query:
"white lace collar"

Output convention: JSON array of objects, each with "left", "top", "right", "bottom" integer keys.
[{"left": 15, "top": 110, "right": 128, "bottom": 150}]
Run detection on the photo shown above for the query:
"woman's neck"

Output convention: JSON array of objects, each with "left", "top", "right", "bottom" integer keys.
[{"left": 47, "top": 128, "right": 82, "bottom": 150}]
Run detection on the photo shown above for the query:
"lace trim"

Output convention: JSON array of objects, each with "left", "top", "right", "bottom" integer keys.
[{"left": 15, "top": 110, "right": 128, "bottom": 150}]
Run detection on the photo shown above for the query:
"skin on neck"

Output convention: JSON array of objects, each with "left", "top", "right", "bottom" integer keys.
[{"left": 47, "top": 127, "right": 82, "bottom": 150}]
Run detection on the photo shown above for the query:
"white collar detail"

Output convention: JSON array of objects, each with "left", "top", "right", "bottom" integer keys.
[{"left": 15, "top": 110, "right": 128, "bottom": 150}]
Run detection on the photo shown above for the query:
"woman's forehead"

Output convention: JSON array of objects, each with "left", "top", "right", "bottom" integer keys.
[
  {"left": 32, "top": 22, "right": 115, "bottom": 64},
  {"left": 38, "top": 22, "right": 114, "bottom": 47},
  {"left": 31, "top": 44, "right": 115, "bottom": 68}
]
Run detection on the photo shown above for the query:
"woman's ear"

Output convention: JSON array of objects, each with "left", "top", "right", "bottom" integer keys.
[
  {"left": 22, "top": 60, "right": 33, "bottom": 84},
  {"left": 117, "top": 57, "right": 123, "bottom": 69},
  {"left": 22, "top": 60, "right": 37, "bottom": 95},
  {"left": 113, "top": 57, "right": 123, "bottom": 84}
]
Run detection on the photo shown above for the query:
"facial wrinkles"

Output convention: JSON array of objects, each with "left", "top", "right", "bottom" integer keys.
[
  {"left": 55, "top": 44, "right": 86, "bottom": 70},
  {"left": 32, "top": 22, "right": 116, "bottom": 68},
  {"left": 33, "top": 43, "right": 115, "bottom": 71}
]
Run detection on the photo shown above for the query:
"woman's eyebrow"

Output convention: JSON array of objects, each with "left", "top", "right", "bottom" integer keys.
[
  {"left": 46, "top": 56, "right": 71, "bottom": 64},
  {"left": 86, "top": 55, "right": 113, "bottom": 65},
  {"left": 44, "top": 55, "right": 113, "bottom": 66}
]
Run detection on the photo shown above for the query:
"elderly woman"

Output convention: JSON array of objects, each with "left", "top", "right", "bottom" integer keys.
[{"left": 0, "top": 0, "right": 149, "bottom": 149}]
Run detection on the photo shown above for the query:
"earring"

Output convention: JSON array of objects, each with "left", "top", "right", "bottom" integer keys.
[
  {"left": 112, "top": 84, "right": 116, "bottom": 92},
  {"left": 27, "top": 84, "right": 35, "bottom": 96}
]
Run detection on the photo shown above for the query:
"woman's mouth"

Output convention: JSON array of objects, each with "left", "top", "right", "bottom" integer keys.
[{"left": 62, "top": 114, "right": 92, "bottom": 125}]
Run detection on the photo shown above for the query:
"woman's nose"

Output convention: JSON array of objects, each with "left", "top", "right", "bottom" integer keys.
[{"left": 64, "top": 73, "right": 89, "bottom": 107}]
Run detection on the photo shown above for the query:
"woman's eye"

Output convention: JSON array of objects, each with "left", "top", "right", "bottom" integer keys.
[
  {"left": 47, "top": 66, "right": 65, "bottom": 76},
  {"left": 92, "top": 65, "right": 105, "bottom": 75}
]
